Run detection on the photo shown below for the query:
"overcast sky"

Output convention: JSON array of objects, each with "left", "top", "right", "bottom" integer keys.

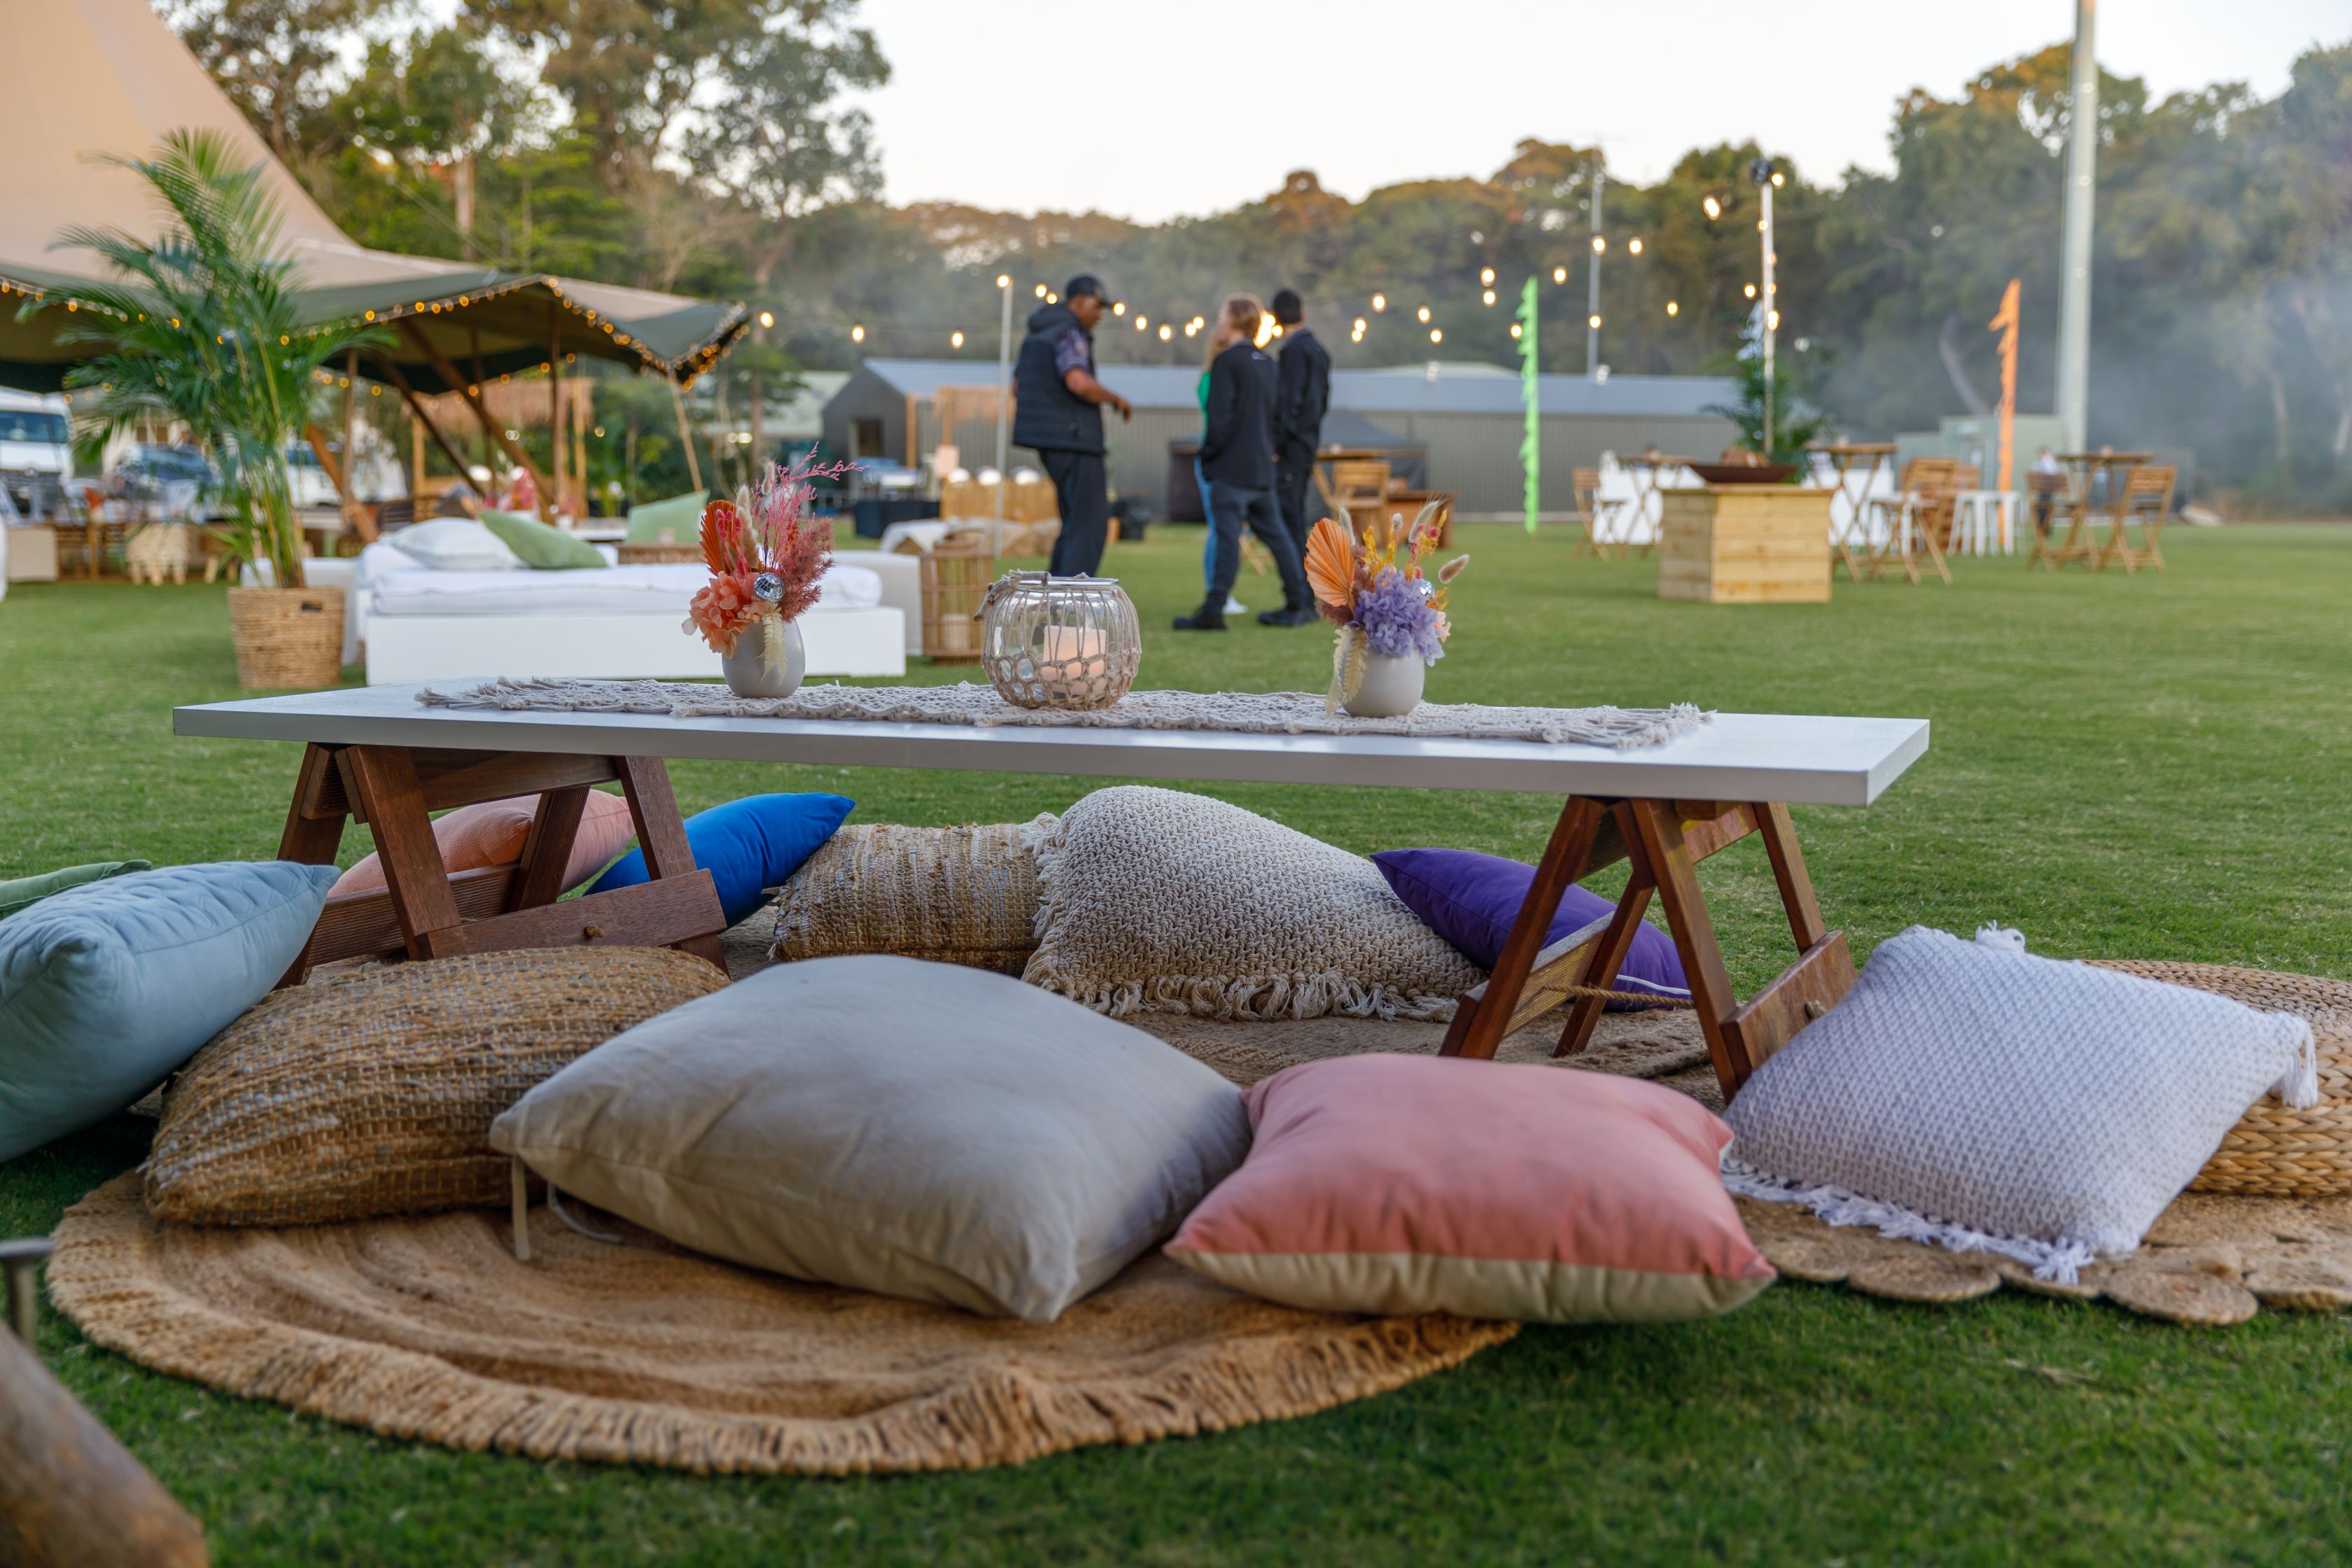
[{"left": 848, "top": 0, "right": 2344, "bottom": 220}]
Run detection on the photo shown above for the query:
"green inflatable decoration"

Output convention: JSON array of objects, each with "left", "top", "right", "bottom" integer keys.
[{"left": 1516, "top": 275, "right": 1539, "bottom": 534}]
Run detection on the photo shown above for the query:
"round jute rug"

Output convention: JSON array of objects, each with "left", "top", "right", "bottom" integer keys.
[{"left": 46, "top": 1175, "right": 1515, "bottom": 1476}]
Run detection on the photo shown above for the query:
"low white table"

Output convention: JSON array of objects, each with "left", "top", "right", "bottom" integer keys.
[{"left": 176, "top": 685, "right": 1928, "bottom": 1098}]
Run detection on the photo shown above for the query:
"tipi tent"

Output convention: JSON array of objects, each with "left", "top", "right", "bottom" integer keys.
[{"left": 0, "top": 0, "right": 747, "bottom": 397}]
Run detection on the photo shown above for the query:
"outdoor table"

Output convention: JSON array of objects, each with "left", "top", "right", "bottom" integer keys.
[
  {"left": 174, "top": 685, "right": 1928, "bottom": 1100},
  {"left": 1809, "top": 441, "right": 1896, "bottom": 581},
  {"left": 2033, "top": 451, "right": 2152, "bottom": 570},
  {"left": 1583, "top": 456, "right": 1695, "bottom": 559}
]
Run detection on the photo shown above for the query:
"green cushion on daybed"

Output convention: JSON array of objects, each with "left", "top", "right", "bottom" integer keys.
[
  {"left": 477, "top": 510, "right": 608, "bottom": 570},
  {"left": 625, "top": 491, "right": 708, "bottom": 545}
]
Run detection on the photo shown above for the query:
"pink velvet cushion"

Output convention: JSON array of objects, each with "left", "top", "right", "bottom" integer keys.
[
  {"left": 1166, "top": 1055, "right": 1774, "bottom": 1323},
  {"left": 328, "top": 791, "right": 637, "bottom": 899}
]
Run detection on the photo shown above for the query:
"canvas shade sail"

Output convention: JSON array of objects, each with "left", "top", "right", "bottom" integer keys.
[{"left": 0, "top": 0, "right": 746, "bottom": 394}]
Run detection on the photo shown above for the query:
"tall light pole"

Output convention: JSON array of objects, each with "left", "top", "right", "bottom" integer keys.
[
  {"left": 1750, "top": 158, "right": 1778, "bottom": 456},
  {"left": 2055, "top": 0, "right": 2098, "bottom": 453},
  {"left": 993, "top": 274, "right": 1013, "bottom": 522},
  {"left": 1586, "top": 164, "right": 1604, "bottom": 381}
]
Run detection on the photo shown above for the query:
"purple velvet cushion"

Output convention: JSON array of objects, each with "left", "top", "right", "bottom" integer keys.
[{"left": 1371, "top": 848, "right": 1688, "bottom": 1010}]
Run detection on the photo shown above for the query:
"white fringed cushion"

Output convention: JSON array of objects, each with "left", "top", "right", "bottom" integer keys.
[
  {"left": 1722, "top": 926, "right": 2317, "bottom": 1280},
  {"left": 1022, "top": 786, "right": 1484, "bottom": 1021}
]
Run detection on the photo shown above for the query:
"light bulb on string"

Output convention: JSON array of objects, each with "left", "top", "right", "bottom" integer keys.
[
  {"left": 1588, "top": 313, "right": 1602, "bottom": 330},
  {"left": 1509, "top": 322, "right": 1522, "bottom": 340},
  {"left": 1666, "top": 301, "right": 1679, "bottom": 316},
  {"left": 1415, "top": 305, "right": 1430, "bottom": 323},
  {"left": 1744, "top": 283, "right": 1757, "bottom": 299},
  {"left": 1553, "top": 266, "right": 1567, "bottom": 284},
  {"left": 1592, "top": 235, "right": 1606, "bottom": 253},
  {"left": 1628, "top": 238, "right": 1643, "bottom": 255},
  {"left": 850, "top": 323, "right": 864, "bottom": 342},
  {"left": 1158, "top": 323, "right": 1172, "bottom": 341},
  {"left": 1034, "top": 283, "right": 1047, "bottom": 298},
  {"left": 1112, "top": 301, "right": 1125, "bottom": 316},
  {"left": 1702, "top": 195, "right": 1722, "bottom": 220},
  {"left": 951, "top": 330, "right": 964, "bottom": 349},
  {"left": 997, "top": 274, "right": 1011, "bottom": 288},
  {"left": 1371, "top": 293, "right": 1386, "bottom": 312},
  {"left": 1429, "top": 328, "right": 1443, "bottom": 343},
  {"left": 1482, "top": 289, "right": 1495, "bottom": 306},
  {"left": 1479, "top": 267, "right": 1495, "bottom": 286},
  {"left": 1353, "top": 317, "right": 1366, "bottom": 332},
  {"left": 1135, "top": 314, "right": 1149, "bottom": 330}
]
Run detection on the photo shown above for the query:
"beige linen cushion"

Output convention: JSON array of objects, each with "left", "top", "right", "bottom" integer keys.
[
  {"left": 489, "top": 954, "right": 1251, "bottom": 1322},
  {"left": 144, "top": 947, "right": 729, "bottom": 1226},
  {"left": 770, "top": 818, "right": 1051, "bottom": 975},
  {"left": 1022, "top": 785, "right": 1485, "bottom": 1021}
]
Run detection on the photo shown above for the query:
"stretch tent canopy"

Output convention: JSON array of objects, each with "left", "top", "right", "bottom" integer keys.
[{"left": 0, "top": 0, "right": 748, "bottom": 396}]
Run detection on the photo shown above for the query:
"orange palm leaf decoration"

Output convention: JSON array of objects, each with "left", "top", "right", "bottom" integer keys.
[{"left": 1304, "top": 517, "right": 1357, "bottom": 610}]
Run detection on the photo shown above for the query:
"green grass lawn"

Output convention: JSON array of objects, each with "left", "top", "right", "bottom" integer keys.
[{"left": 4, "top": 524, "right": 2351, "bottom": 1565}]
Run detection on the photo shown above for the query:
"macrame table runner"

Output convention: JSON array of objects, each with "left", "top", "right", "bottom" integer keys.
[{"left": 422, "top": 678, "right": 1708, "bottom": 750}]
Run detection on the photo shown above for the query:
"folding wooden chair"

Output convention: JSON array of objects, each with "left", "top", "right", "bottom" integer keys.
[
  {"left": 1572, "top": 466, "right": 1603, "bottom": 553},
  {"left": 1315, "top": 457, "right": 1393, "bottom": 545},
  {"left": 1865, "top": 458, "right": 1958, "bottom": 584},
  {"left": 2103, "top": 465, "right": 2174, "bottom": 573}
]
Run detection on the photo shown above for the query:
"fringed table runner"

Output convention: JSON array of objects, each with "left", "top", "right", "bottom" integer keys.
[{"left": 422, "top": 678, "right": 1709, "bottom": 750}]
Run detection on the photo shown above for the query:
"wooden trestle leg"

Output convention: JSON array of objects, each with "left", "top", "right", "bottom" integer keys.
[
  {"left": 267, "top": 744, "right": 728, "bottom": 982},
  {"left": 1441, "top": 792, "right": 1856, "bottom": 1100}
]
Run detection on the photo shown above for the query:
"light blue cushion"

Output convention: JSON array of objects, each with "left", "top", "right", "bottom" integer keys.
[
  {"left": 589, "top": 794, "right": 854, "bottom": 926},
  {"left": 0, "top": 862, "right": 337, "bottom": 1160}
]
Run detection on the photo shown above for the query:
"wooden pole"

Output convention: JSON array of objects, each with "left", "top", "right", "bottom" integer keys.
[
  {"left": 574, "top": 388, "right": 590, "bottom": 514},
  {"left": 669, "top": 377, "right": 704, "bottom": 493},
  {"left": 548, "top": 301, "right": 565, "bottom": 519},
  {"left": 399, "top": 321, "right": 551, "bottom": 516},
  {"left": 372, "top": 356, "right": 489, "bottom": 503},
  {"left": 340, "top": 349, "right": 358, "bottom": 537}
]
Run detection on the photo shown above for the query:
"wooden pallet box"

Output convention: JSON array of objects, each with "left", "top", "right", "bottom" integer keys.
[{"left": 1658, "top": 486, "right": 1833, "bottom": 604}]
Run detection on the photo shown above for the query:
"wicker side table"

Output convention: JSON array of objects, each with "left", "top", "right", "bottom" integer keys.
[{"left": 918, "top": 539, "right": 992, "bottom": 662}]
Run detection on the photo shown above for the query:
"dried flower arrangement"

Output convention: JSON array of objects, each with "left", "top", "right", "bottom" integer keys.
[
  {"left": 685, "top": 453, "right": 855, "bottom": 672},
  {"left": 1303, "top": 502, "right": 1469, "bottom": 714}
]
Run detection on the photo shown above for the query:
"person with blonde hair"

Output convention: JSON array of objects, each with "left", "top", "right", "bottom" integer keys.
[{"left": 1174, "top": 293, "right": 1315, "bottom": 631}]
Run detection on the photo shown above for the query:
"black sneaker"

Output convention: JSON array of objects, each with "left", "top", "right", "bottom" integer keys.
[
  {"left": 1256, "top": 606, "right": 1319, "bottom": 627},
  {"left": 1172, "top": 603, "right": 1228, "bottom": 631}
]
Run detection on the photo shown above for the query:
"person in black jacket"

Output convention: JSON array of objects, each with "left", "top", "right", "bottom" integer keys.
[
  {"left": 1269, "top": 288, "right": 1329, "bottom": 556},
  {"left": 1009, "top": 274, "right": 1133, "bottom": 577},
  {"left": 1175, "top": 295, "right": 1316, "bottom": 631}
]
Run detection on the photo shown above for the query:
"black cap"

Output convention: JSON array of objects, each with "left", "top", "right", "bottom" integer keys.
[{"left": 1065, "top": 274, "right": 1113, "bottom": 306}]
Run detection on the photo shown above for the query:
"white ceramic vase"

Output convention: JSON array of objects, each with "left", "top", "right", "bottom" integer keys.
[
  {"left": 1343, "top": 652, "right": 1426, "bottom": 718},
  {"left": 721, "top": 615, "right": 805, "bottom": 699}
]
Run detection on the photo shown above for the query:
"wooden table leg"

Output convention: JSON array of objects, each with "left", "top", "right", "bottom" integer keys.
[
  {"left": 1439, "top": 797, "right": 1606, "bottom": 1060},
  {"left": 506, "top": 785, "right": 590, "bottom": 913},
  {"left": 272, "top": 743, "right": 349, "bottom": 987},
  {"left": 616, "top": 756, "right": 726, "bottom": 969},
  {"left": 1555, "top": 838, "right": 1658, "bottom": 1058},
  {"left": 342, "top": 746, "right": 465, "bottom": 958},
  {"left": 1625, "top": 800, "right": 1747, "bottom": 1093}
]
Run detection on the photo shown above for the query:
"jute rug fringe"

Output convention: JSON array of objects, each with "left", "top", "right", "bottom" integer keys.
[{"left": 47, "top": 1177, "right": 1513, "bottom": 1476}]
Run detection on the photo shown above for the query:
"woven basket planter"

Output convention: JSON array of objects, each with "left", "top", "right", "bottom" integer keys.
[
  {"left": 2092, "top": 960, "right": 2352, "bottom": 1197},
  {"left": 226, "top": 584, "right": 344, "bottom": 690},
  {"left": 772, "top": 820, "right": 1049, "bottom": 975},
  {"left": 144, "top": 946, "right": 729, "bottom": 1226}
]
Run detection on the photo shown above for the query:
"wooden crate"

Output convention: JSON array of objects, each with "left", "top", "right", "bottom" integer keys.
[
  {"left": 1657, "top": 487, "right": 1832, "bottom": 604},
  {"left": 919, "top": 538, "right": 993, "bottom": 662}
]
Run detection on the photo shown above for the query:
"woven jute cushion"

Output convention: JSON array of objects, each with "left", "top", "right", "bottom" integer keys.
[
  {"left": 144, "top": 946, "right": 729, "bottom": 1226},
  {"left": 2091, "top": 961, "right": 2352, "bottom": 1197},
  {"left": 770, "top": 818, "right": 1050, "bottom": 975},
  {"left": 1024, "top": 786, "right": 1485, "bottom": 1021}
]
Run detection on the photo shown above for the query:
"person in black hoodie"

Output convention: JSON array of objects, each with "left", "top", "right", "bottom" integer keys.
[
  {"left": 1269, "top": 288, "right": 1330, "bottom": 556},
  {"left": 1174, "top": 294, "right": 1316, "bottom": 631},
  {"left": 1009, "top": 274, "right": 1132, "bottom": 577}
]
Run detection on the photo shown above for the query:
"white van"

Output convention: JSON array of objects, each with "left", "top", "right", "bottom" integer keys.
[{"left": 0, "top": 389, "right": 71, "bottom": 519}]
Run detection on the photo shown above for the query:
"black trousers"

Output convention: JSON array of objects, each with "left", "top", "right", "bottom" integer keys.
[
  {"left": 1274, "top": 446, "right": 1318, "bottom": 556},
  {"left": 1205, "top": 481, "right": 1310, "bottom": 609},
  {"left": 1040, "top": 448, "right": 1110, "bottom": 577}
]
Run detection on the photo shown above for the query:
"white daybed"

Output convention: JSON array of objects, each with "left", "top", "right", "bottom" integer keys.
[{"left": 347, "top": 544, "right": 921, "bottom": 685}]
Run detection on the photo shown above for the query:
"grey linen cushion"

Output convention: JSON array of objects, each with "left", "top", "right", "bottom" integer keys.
[
  {"left": 489, "top": 954, "right": 1250, "bottom": 1322},
  {"left": 1722, "top": 926, "right": 2317, "bottom": 1280},
  {"left": 1023, "top": 785, "right": 1484, "bottom": 1021}
]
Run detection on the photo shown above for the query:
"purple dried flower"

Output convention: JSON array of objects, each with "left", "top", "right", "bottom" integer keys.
[{"left": 1352, "top": 568, "right": 1447, "bottom": 664}]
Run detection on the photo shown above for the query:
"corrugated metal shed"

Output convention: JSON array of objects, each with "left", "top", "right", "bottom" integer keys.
[{"left": 823, "top": 358, "right": 1741, "bottom": 514}]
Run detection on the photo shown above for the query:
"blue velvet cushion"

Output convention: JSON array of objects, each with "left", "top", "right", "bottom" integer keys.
[
  {"left": 0, "top": 862, "right": 337, "bottom": 1161},
  {"left": 1372, "top": 847, "right": 1688, "bottom": 1010},
  {"left": 589, "top": 793, "right": 855, "bottom": 926}
]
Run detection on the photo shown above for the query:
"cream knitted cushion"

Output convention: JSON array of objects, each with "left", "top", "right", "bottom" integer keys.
[
  {"left": 1023, "top": 786, "right": 1485, "bottom": 1022},
  {"left": 771, "top": 819, "right": 1050, "bottom": 976},
  {"left": 1722, "top": 926, "right": 2318, "bottom": 1282}
]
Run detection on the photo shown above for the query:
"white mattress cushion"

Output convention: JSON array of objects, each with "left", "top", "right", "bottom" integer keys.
[
  {"left": 384, "top": 517, "right": 519, "bottom": 572},
  {"left": 370, "top": 561, "right": 885, "bottom": 618}
]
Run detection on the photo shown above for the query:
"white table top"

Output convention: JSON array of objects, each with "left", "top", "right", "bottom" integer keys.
[{"left": 174, "top": 685, "right": 1928, "bottom": 807}]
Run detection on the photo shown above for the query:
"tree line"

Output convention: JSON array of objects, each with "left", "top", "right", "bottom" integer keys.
[{"left": 168, "top": 3, "right": 2352, "bottom": 510}]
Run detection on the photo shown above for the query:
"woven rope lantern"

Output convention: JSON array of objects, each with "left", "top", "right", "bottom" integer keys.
[{"left": 976, "top": 571, "right": 1140, "bottom": 711}]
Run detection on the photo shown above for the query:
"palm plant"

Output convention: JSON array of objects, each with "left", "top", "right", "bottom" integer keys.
[
  {"left": 34, "top": 129, "right": 385, "bottom": 587},
  {"left": 1704, "top": 310, "right": 1834, "bottom": 467}
]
